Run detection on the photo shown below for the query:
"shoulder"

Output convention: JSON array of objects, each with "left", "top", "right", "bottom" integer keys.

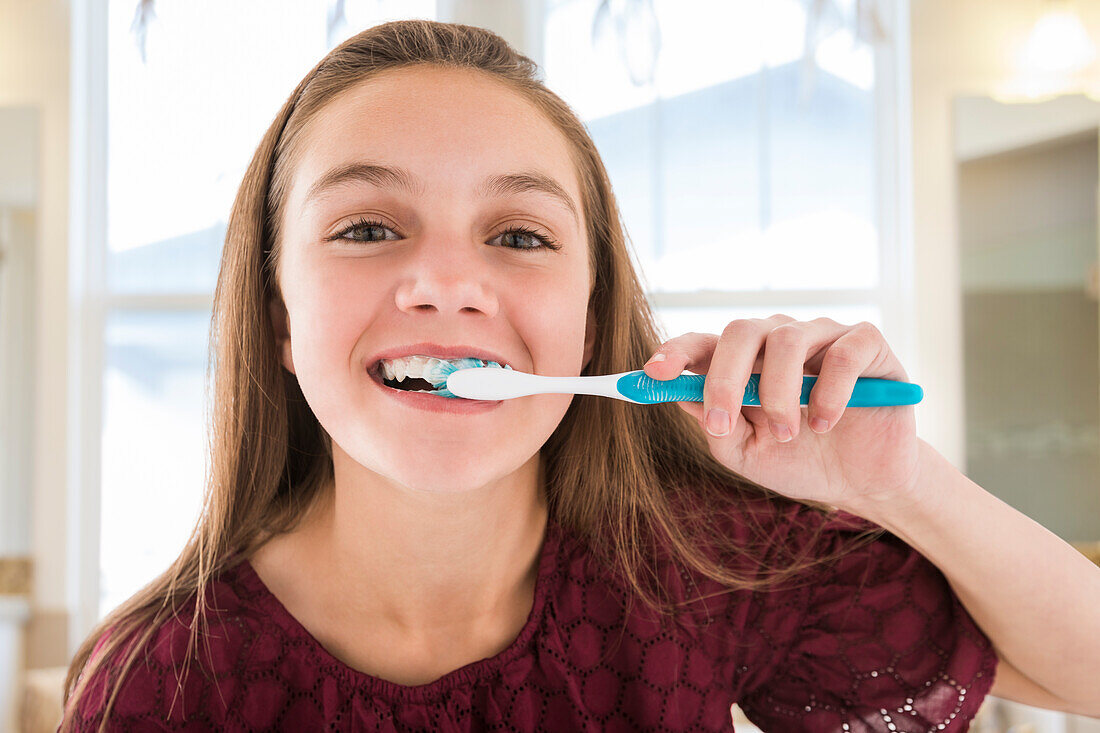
[{"left": 66, "top": 561, "right": 283, "bottom": 730}]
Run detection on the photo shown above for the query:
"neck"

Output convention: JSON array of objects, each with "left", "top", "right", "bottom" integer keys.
[{"left": 302, "top": 449, "right": 549, "bottom": 641}]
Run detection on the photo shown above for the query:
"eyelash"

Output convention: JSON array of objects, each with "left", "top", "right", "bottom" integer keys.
[{"left": 326, "top": 217, "right": 561, "bottom": 251}]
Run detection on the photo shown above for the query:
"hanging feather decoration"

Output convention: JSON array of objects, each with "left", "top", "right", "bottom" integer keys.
[
  {"left": 800, "top": 0, "right": 845, "bottom": 105},
  {"left": 592, "top": 0, "right": 662, "bottom": 88},
  {"left": 799, "top": 0, "right": 888, "bottom": 104},
  {"left": 856, "top": 0, "right": 888, "bottom": 45},
  {"left": 130, "top": 0, "right": 156, "bottom": 66}
]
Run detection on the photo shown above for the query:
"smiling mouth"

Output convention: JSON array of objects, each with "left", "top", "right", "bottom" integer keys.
[
  {"left": 366, "top": 359, "right": 505, "bottom": 407},
  {"left": 369, "top": 355, "right": 513, "bottom": 396}
]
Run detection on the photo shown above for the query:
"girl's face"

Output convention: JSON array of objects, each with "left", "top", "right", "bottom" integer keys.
[{"left": 271, "top": 66, "right": 595, "bottom": 494}]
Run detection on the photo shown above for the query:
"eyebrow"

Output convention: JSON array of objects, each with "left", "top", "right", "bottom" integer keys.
[{"left": 302, "top": 162, "right": 580, "bottom": 226}]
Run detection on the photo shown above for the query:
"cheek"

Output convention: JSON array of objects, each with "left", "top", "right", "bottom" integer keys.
[
  {"left": 290, "top": 268, "right": 375, "bottom": 367},
  {"left": 508, "top": 281, "right": 589, "bottom": 370}
]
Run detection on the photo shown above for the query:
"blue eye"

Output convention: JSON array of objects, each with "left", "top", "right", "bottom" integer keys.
[
  {"left": 328, "top": 218, "right": 400, "bottom": 244},
  {"left": 494, "top": 225, "right": 560, "bottom": 251},
  {"left": 327, "top": 218, "right": 561, "bottom": 251}
]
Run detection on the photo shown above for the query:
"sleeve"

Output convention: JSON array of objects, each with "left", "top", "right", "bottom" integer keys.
[{"left": 737, "top": 511, "right": 999, "bottom": 733}]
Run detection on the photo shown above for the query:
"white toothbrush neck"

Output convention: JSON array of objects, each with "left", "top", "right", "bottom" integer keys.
[
  {"left": 448, "top": 368, "right": 642, "bottom": 401},
  {"left": 521, "top": 371, "right": 633, "bottom": 400}
]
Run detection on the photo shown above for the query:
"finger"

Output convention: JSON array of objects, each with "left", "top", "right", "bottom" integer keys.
[
  {"left": 703, "top": 315, "right": 792, "bottom": 438},
  {"left": 758, "top": 317, "right": 852, "bottom": 441},
  {"left": 644, "top": 332, "right": 751, "bottom": 436},
  {"left": 806, "top": 321, "right": 896, "bottom": 433},
  {"left": 643, "top": 332, "right": 719, "bottom": 380}
]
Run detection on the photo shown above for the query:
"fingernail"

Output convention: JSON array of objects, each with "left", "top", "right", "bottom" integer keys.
[
  {"left": 810, "top": 417, "right": 830, "bottom": 433},
  {"left": 771, "top": 422, "right": 792, "bottom": 442},
  {"left": 645, "top": 353, "right": 666, "bottom": 366},
  {"left": 706, "top": 408, "right": 730, "bottom": 437}
]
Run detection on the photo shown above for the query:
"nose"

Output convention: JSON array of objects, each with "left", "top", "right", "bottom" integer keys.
[{"left": 392, "top": 239, "right": 500, "bottom": 318}]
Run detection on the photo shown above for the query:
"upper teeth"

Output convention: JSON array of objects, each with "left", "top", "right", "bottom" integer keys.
[{"left": 378, "top": 355, "right": 511, "bottom": 381}]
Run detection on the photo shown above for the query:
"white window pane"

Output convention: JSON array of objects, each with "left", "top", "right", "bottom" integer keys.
[
  {"left": 583, "top": 110, "right": 660, "bottom": 264},
  {"left": 105, "top": 0, "right": 436, "bottom": 294},
  {"left": 767, "top": 56, "right": 878, "bottom": 291},
  {"left": 544, "top": 0, "right": 882, "bottom": 294},
  {"left": 100, "top": 310, "right": 210, "bottom": 617},
  {"left": 108, "top": 222, "right": 227, "bottom": 295},
  {"left": 651, "top": 78, "right": 762, "bottom": 286}
]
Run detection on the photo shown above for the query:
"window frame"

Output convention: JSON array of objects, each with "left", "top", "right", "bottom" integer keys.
[{"left": 69, "top": 0, "right": 108, "bottom": 650}]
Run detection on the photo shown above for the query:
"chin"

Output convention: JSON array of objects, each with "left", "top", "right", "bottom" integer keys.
[
  {"left": 384, "top": 463, "right": 511, "bottom": 494},
  {"left": 335, "top": 440, "right": 521, "bottom": 490}
]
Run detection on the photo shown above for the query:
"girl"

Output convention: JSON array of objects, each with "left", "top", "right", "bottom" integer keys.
[{"left": 62, "top": 19, "right": 1100, "bottom": 732}]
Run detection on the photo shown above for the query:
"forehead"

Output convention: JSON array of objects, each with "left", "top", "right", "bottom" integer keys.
[{"left": 289, "top": 66, "right": 582, "bottom": 214}]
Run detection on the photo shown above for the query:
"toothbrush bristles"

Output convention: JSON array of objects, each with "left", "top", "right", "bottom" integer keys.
[
  {"left": 422, "top": 358, "right": 482, "bottom": 399},
  {"left": 389, "top": 358, "right": 511, "bottom": 400}
]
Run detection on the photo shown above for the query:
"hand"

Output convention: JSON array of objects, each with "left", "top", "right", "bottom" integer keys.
[{"left": 644, "top": 315, "right": 923, "bottom": 516}]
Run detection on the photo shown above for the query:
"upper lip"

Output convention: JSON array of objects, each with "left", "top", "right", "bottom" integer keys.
[{"left": 367, "top": 343, "right": 516, "bottom": 374}]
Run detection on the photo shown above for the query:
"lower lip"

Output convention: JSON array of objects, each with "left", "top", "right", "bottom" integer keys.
[{"left": 368, "top": 365, "right": 504, "bottom": 414}]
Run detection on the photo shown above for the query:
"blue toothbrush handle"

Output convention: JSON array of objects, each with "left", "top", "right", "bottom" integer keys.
[{"left": 615, "top": 371, "right": 923, "bottom": 406}]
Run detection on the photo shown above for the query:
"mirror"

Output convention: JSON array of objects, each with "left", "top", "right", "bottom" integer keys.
[{"left": 954, "top": 94, "right": 1100, "bottom": 543}]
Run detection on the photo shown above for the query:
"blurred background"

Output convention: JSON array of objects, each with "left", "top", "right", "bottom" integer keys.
[{"left": 1, "top": 0, "right": 1099, "bottom": 730}]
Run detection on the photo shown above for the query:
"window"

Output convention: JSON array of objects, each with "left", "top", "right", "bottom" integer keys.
[
  {"left": 542, "top": 0, "right": 901, "bottom": 340},
  {"left": 98, "top": 0, "right": 437, "bottom": 618},
  {"left": 85, "top": 0, "right": 909, "bottom": 623}
]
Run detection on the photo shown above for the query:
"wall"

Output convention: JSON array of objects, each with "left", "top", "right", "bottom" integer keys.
[{"left": 0, "top": 0, "right": 71, "bottom": 668}]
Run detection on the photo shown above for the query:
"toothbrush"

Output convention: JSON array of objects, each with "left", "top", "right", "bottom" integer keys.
[{"left": 417, "top": 358, "right": 923, "bottom": 406}]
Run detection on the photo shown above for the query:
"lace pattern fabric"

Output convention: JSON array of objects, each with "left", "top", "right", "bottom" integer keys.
[
  {"left": 733, "top": 510, "right": 997, "bottom": 731},
  {"left": 69, "top": 501, "right": 997, "bottom": 732}
]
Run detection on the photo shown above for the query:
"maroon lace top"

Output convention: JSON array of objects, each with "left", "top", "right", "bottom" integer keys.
[{"left": 69, "top": 501, "right": 997, "bottom": 731}]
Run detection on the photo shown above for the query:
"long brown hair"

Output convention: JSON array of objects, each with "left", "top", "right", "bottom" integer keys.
[{"left": 61, "top": 19, "right": 883, "bottom": 729}]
